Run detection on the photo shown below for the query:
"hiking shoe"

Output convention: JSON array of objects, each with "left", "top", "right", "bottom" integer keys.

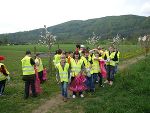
[
  {"left": 104, "top": 80, "right": 108, "bottom": 84},
  {"left": 72, "top": 95, "right": 76, "bottom": 99},
  {"left": 109, "top": 81, "right": 113, "bottom": 86},
  {"left": 100, "top": 85, "right": 104, "bottom": 87},
  {"left": 96, "top": 81, "right": 99, "bottom": 83},
  {"left": 80, "top": 94, "right": 84, "bottom": 98},
  {"left": 63, "top": 97, "right": 67, "bottom": 102}
]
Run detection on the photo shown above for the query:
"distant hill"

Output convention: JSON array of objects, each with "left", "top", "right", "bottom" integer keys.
[{"left": 0, "top": 15, "right": 150, "bottom": 44}]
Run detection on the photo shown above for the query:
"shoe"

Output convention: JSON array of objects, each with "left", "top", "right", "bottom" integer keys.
[
  {"left": 32, "top": 94, "right": 37, "bottom": 98},
  {"left": 100, "top": 85, "right": 104, "bottom": 87},
  {"left": 80, "top": 94, "right": 84, "bottom": 98},
  {"left": 63, "top": 97, "right": 67, "bottom": 102},
  {"left": 72, "top": 95, "right": 76, "bottom": 98},
  {"left": 109, "top": 81, "right": 113, "bottom": 86},
  {"left": 104, "top": 80, "right": 108, "bottom": 84}
]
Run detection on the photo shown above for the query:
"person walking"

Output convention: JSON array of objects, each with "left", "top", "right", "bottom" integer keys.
[{"left": 56, "top": 54, "right": 70, "bottom": 102}]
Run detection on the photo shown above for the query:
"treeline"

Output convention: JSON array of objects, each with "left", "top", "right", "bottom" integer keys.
[{"left": 0, "top": 15, "right": 150, "bottom": 44}]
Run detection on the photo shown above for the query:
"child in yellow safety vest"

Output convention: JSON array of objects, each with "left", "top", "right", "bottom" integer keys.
[
  {"left": 92, "top": 51, "right": 104, "bottom": 87},
  {"left": 35, "top": 53, "right": 44, "bottom": 84},
  {"left": 56, "top": 54, "right": 70, "bottom": 102},
  {"left": 70, "top": 51, "right": 85, "bottom": 98},
  {"left": 104, "top": 46, "right": 116, "bottom": 86},
  {"left": 82, "top": 50, "right": 94, "bottom": 92},
  {"left": 0, "top": 56, "right": 10, "bottom": 96}
]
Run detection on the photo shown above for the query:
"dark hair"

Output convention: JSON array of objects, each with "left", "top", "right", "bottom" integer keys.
[
  {"left": 84, "top": 49, "right": 89, "bottom": 54},
  {"left": 76, "top": 44, "right": 80, "bottom": 49},
  {"left": 36, "top": 53, "right": 40, "bottom": 56},
  {"left": 68, "top": 51, "right": 73, "bottom": 54},
  {"left": 57, "top": 49, "right": 62, "bottom": 54},
  {"left": 26, "top": 50, "right": 31, "bottom": 55},
  {"left": 73, "top": 51, "right": 81, "bottom": 59}
]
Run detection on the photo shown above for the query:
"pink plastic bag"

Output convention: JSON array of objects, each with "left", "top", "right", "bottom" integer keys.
[
  {"left": 42, "top": 68, "right": 47, "bottom": 81},
  {"left": 30, "top": 66, "right": 42, "bottom": 94},
  {"left": 69, "top": 73, "right": 87, "bottom": 92},
  {"left": 99, "top": 60, "right": 107, "bottom": 78},
  {"left": 35, "top": 68, "right": 42, "bottom": 94}
]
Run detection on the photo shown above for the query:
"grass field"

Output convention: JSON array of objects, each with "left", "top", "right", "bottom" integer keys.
[{"left": 0, "top": 44, "right": 148, "bottom": 113}]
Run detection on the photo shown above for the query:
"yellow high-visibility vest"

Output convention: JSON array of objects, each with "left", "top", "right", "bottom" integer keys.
[
  {"left": 21, "top": 56, "right": 35, "bottom": 75},
  {"left": 92, "top": 56, "right": 102, "bottom": 73},
  {"left": 115, "top": 51, "right": 120, "bottom": 64},
  {"left": 108, "top": 52, "right": 116, "bottom": 66},
  {"left": 71, "top": 59, "right": 83, "bottom": 77},
  {"left": 0, "top": 63, "right": 9, "bottom": 81},
  {"left": 56, "top": 63, "right": 69, "bottom": 82},
  {"left": 53, "top": 54, "right": 61, "bottom": 66},
  {"left": 35, "top": 58, "right": 44, "bottom": 72}
]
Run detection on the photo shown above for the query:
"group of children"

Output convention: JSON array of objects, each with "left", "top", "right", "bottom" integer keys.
[
  {"left": 0, "top": 44, "right": 120, "bottom": 101},
  {"left": 53, "top": 44, "right": 120, "bottom": 102}
]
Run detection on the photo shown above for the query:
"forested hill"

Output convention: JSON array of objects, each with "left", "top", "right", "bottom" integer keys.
[{"left": 0, "top": 15, "right": 150, "bottom": 44}]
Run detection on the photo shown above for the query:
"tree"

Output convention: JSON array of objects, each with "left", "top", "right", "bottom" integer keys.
[
  {"left": 138, "top": 35, "right": 150, "bottom": 56},
  {"left": 39, "top": 25, "right": 56, "bottom": 74},
  {"left": 86, "top": 32, "right": 101, "bottom": 47}
]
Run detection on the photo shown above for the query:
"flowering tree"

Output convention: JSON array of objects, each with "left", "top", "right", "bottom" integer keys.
[
  {"left": 111, "top": 34, "right": 121, "bottom": 48},
  {"left": 86, "top": 32, "right": 101, "bottom": 47},
  {"left": 39, "top": 25, "right": 56, "bottom": 73},
  {"left": 138, "top": 35, "right": 150, "bottom": 56}
]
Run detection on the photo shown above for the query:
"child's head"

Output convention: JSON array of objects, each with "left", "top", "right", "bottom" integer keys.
[
  {"left": 68, "top": 51, "right": 73, "bottom": 57},
  {"left": 94, "top": 51, "right": 99, "bottom": 58},
  {"left": 60, "top": 54, "right": 66, "bottom": 63},
  {"left": 84, "top": 50, "right": 89, "bottom": 57},
  {"left": 0, "top": 56, "right": 5, "bottom": 63},
  {"left": 57, "top": 49, "right": 62, "bottom": 55},
  {"left": 109, "top": 46, "right": 115, "bottom": 52},
  {"left": 73, "top": 51, "right": 80, "bottom": 59}
]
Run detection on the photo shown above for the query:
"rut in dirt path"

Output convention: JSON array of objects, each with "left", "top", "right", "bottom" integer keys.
[{"left": 32, "top": 54, "right": 147, "bottom": 113}]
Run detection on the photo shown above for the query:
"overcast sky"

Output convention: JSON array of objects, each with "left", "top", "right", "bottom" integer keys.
[{"left": 0, "top": 0, "right": 150, "bottom": 34}]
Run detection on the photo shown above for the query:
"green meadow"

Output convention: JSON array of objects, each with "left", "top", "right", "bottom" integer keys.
[{"left": 0, "top": 44, "right": 148, "bottom": 113}]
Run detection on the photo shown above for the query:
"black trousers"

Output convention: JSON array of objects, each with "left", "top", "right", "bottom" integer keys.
[
  {"left": 0, "top": 79, "right": 6, "bottom": 94},
  {"left": 107, "top": 65, "right": 115, "bottom": 81},
  {"left": 24, "top": 79, "right": 36, "bottom": 98},
  {"left": 38, "top": 71, "right": 43, "bottom": 84}
]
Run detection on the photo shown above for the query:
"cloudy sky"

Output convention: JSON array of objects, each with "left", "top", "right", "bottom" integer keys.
[{"left": 0, "top": 0, "right": 150, "bottom": 34}]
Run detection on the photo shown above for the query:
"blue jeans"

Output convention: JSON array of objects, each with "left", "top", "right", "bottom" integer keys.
[
  {"left": 86, "top": 75, "right": 95, "bottom": 92},
  {"left": 114, "top": 65, "right": 118, "bottom": 74},
  {"left": 107, "top": 65, "right": 115, "bottom": 81},
  {"left": 61, "top": 82, "right": 68, "bottom": 98},
  {"left": 93, "top": 73, "right": 103, "bottom": 86}
]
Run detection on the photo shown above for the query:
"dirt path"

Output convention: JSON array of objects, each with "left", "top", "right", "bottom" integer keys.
[
  {"left": 119, "top": 55, "right": 146, "bottom": 70},
  {"left": 32, "top": 55, "right": 147, "bottom": 113}
]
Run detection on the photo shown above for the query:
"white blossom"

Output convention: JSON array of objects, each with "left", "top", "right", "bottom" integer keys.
[
  {"left": 39, "top": 26, "right": 56, "bottom": 48},
  {"left": 86, "top": 32, "right": 101, "bottom": 45}
]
